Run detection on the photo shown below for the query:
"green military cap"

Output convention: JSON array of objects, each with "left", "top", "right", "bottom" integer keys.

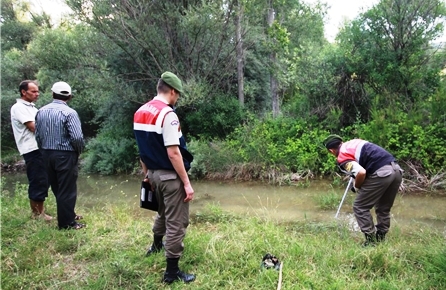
[
  {"left": 161, "top": 71, "right": 184, "bottom": 95},
  {"left": 323, "top": 134, "right": 343, "bottom": 149}
]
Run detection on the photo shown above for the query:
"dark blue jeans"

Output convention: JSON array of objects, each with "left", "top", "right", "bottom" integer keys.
[
  {"left": 23, "top": 149, "right": 48, "bottom": 201},
  {"left": 41, "top": 150, "right": 79, "bottom": 229}
]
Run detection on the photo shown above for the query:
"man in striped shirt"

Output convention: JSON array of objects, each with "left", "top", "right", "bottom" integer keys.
[{"left": 35, "top": 81, "right": 85, "bottom": 230}]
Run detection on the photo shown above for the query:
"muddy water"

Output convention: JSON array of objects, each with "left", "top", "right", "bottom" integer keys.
[{"left": 3, "top": 173, "right": 446, "bottom": 233}]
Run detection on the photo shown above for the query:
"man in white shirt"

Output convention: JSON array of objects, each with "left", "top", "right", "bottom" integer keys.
[{"left": 11, "top": 80, "right": 52, "bottom": 221}]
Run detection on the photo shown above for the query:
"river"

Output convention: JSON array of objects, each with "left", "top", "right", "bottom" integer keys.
[{"left": 2, "top": 173, "right": 445, "bottom": 233}]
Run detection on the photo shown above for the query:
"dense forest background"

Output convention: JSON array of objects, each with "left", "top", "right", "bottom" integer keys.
[{"left": 1, "top": 0, "right": 445, "bottom": 188}]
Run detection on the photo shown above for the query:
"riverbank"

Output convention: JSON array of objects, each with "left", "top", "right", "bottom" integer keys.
[
  {"left": 2, "top": 180, "right": 445, "bottom": 289},
  {"left": 2, "top": 151, "right": 445, "bottom": 195}
]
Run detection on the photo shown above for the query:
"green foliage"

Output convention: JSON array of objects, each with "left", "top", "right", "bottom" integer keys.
[
  {"left": 243, "top": 48, "right": 272, "bottom": 113},
  {"left": 82, "top": 137, "right": 137, "bottom": 175},
  {"left": 197, "top": 102, "right": 445, "bottom": 179},
  {"left": 1, "top": 0, "right": 445, "bottom": 184},
  {"left": 183, "top": 93, "right": 244, "bottom": 139},
  {"left": 266, "top": 21, "right": 290, "bottom": 52},
  {"left": 27, "top": 24, "right": 119, "bottom": 137},
  {"left": 225, "top": 115, "right": 333, "bottom": 175},
  {"left": 67, "top": 0, "right": 240, "bottom": 96},
  {"left": 0, "top": 0, "right": 38, "bottom": 52},
  {"left": 1, "top": 48, "right": 38, "bottom": 88},
  {"left": 338, "top": 0, "right": 446, "bottom": 109},
  {"left": 193, "top": 203, "right": 239, "bottom": 223},
  {"left": 283, "top": 43, "right": 370, "bottom": 128},
  {"left": 185, "top": 139, "right": 209, "bottom": 179},
  {"left": 429, "top": 77, "right": 446, "bottom": 124},
  {"left": 186, "top": 139, "right": 241, "bottom": 180},
  {"left": 1, "top": 90, "right": 18, "bottom": 153},
  {"left": 315, "top": 191, "right": 342, "bottom": 210},
  {"left": 348, "top": 108, "right": 446, "bottom": 172}
]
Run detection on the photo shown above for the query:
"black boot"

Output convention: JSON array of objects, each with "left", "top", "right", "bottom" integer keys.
[
  {"left": 163, "top": 258, "right": 195, "bottom": 284},
  {"left": 363, "top": 233, "right": 376, "bottom": 247},
  {"left": 145, "top": 235, "right": 164, "bottom": 256},
  {"left": 376, "top": 231, "right": 386, "bottom": 242}
]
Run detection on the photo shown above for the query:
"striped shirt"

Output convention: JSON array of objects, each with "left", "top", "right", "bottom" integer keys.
[{"left": 35, "top": 100, "right": 84, "bottom": 154}]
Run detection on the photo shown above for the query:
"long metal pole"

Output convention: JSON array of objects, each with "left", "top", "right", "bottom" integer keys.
[
  {"left": 277, "top": 261, "right": 283, "bottom": 290},
  {"left": 335, "top": 177, "right": 353, "bottom": 219}
]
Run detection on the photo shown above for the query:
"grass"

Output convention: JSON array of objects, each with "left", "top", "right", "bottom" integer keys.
[{"left": 1, "top": 180, "right": 445, "bottom": 290}]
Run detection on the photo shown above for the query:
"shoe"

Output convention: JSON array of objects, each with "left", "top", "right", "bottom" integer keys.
[
  {"left": 376, "top": 231, "right": 386, "bottom": 242},
  {"left": 163, "top": 270, "right": 196, "bottom": 284},
  {"left": 145, "top": 235, "right": 164, "bottom": 256},
  {"left": 60, "top": 222, "right": 86, "bottom": 230},
  {"left": 163, "top": 257, "right": 195, "bottom": 284},
  {"left": 74, "top": 214, "right": 83, "bottom": 220},
  {"left": 362, "top": 233, "right": 376, "bottom": 247},
  {"left": 145, "top": 243, "right": 163, "bottom": 256}
]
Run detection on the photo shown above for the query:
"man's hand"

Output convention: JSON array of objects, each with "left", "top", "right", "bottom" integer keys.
[
  {"left": 350, "top": 186, "right": 360, "bottom": 193},
  {"left": 24, "top": 121, "right": 35, "bottom": 133},
  {"left": 184, "top": 183, "right": 194, "bottom": 202}
]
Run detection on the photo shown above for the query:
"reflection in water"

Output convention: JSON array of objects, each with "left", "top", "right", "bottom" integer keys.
[{"left": 3, "top": 173, "right": 446, "bottom": 233}]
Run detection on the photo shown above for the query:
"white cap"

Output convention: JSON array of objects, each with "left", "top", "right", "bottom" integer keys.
[{"left": 51, "top": 81, "right": 72, "bottom": 96}]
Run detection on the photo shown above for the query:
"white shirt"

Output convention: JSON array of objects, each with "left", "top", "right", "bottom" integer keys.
[
  {"left": 152, "top": 96, "right": 183, "bottom": 147},
  {"left": 10, "top": 99, "right": 39, "bottom": 155},
  {"left": 162, "top": 110, "right": 182, "bottom": 147}
]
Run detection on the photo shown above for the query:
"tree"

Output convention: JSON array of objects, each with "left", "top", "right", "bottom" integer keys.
[
  {"left": 245, "top": 0, "right": 326, "bottom": 117},
  {"left": 267, "top": 0, "right": 279, "bottom": 117},
  {"left": 27, "top": 24, "right": 124, "bottom": 137},
  {"left": 338, "top": 0, "right": 446, "bottom": 110},
  {"left": 235, "top": 0, "right": 245, "bottom": 107},
  {"left": 1, "top": 0, "right": 36, "bottom": 51},
  {"left": 67, "top": 0, "right": 240, "bottom": 104},
  {"left": 0, "top": 0, "right": 52, "bottom": 152}
]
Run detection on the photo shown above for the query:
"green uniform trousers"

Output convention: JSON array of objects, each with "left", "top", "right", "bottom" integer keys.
[{"left": 151, "top": 169, "right": 189, "bottom": 258}]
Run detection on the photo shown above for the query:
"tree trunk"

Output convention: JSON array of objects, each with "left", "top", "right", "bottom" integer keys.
[
  {"left": 267, "top": 2, "right": 279, "bottom": 117},
  {"left": 236, "top": 1, "right": 244, "bottom": 107}
]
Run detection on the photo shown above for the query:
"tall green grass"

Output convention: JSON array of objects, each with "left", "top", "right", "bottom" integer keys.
[{"left": 1, "top": 179, "right": 445, "bottom": 289}]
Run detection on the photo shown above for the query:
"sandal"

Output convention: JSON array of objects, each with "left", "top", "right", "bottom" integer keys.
[
  {"left": 74, "top": 214, "right": 83, "bottom": 220},
  {"left": 69, "top": 222, "right": 86, "bottom": 230},
  {"left": 60, "top": 222, "right": 86, "bottom": 230},
  {"left": 72, "top": 222, "right": 85, "bottom": 230}
]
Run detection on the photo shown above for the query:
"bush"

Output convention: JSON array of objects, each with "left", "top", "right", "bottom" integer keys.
[
  {"left": 82, "top": 137, "right": 137, "bottom": 175},
  {"left": 195, "top": 107, "right": 445, "bottom": 181},
  {"left": 224, "top": 115, "right": 334, "bottom": 174},
  {"left": 1, "top": 90, "right": 19, "bottom": 153},
  {"left": 187, "top": 138, "right": 241, "bottom": 180},
  {"left": 183, "top": 93, "right": 244, "bottom": 140},
  {"left": 348, "top": 109, "right": 446, "bottom": 173}
]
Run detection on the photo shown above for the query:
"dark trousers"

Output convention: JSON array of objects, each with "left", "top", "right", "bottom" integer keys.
[
  {"left": 42, "top": 150, "right": 79, "bottom": 228},
  {"left": 23, "top": 149, "right": 48, "bottom": 201},
  {"left": 353, "top": 162, "right": 403, "bottom": 234}
]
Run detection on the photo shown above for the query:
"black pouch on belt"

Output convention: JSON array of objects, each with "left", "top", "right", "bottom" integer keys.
[{"left": 140, "top": 181, "right": 158, "bottom": 211}]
